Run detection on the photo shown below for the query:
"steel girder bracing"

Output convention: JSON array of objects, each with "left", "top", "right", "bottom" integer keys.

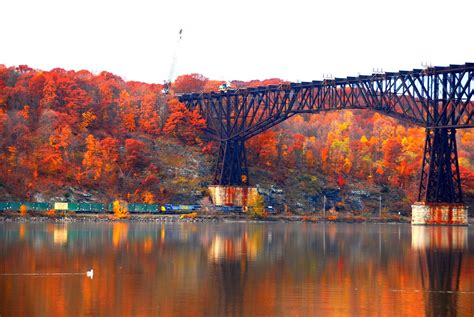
[
  {"left": 215, "top": 139, "right": 249, "bottom": 186},
  {"left": 418, "top": 69, "right": 467, "bottom": 203},
  {"left": 179, "top": 63, "right": 473, "bottom": 200},
  {"left": 418, "top": 128, "right": 462, "bottom": 203}
]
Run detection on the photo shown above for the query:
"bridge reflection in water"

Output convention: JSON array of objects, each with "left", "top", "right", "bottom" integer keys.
[{"left": 412, "top": 226, "right": 467, "bottom": 316}]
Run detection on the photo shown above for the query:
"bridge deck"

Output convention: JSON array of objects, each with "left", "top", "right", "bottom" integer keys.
[{"left": 180, "top": 63, "right": 473, "bottom": 141}]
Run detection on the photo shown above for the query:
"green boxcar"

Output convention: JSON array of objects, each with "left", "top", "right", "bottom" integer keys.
[
  {"left": 125, "top": 203, "right": 159, "bottom": 213},
  {"left": 147, "top": 204, "right": 159, "bottom": 213},
  {"left": 90, "top": 203, "right": 104, "bottom": 213},
  {"left": 0, "top": 202, "right": 9, "bottom": 211},
  {"left": 35, "top": 203, "right": 51, "bottom": 211},
  {"left": 67, "top": 203, "right": 79, "bottom": 211},
  {"left": 66, "top": 203, "right": 86, "bottom": 212},
  {"left": 128, "top": 204, "right": 136, "bottom": 213},
  {"left": 136, "top": 204, "right": 144, "bottom": 213},
  {"left": 9, "top": 202, "right": 22, "bottom": 210},
  {"left": 78, "top": 203, "right": 92, "bottom": 212},
  {"left": 23, "top": 202, "right": 37, "bottom": 210},
  {"left": 140, "top": 204, "right": 147, "bottom": 213}
]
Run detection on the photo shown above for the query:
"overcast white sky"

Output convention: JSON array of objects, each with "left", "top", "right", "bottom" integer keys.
[{"left": 1, "top": 0, "right": 473, "bottom": 84}]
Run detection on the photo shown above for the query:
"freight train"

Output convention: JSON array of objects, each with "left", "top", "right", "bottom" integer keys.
[{"left": 0, "top": 202, "right": 202, "bottom": 214}]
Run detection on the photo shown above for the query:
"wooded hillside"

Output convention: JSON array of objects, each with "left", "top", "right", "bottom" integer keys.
[{"left": 0, "top": 65, "right": 472, "bottom": 212}]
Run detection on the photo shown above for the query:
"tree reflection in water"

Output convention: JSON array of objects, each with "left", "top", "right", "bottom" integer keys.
[{"left": 1, "top": 222, "right": 473, "bottom": 316}]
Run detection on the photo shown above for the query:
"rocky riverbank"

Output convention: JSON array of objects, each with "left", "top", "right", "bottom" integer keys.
[{"left": 0, "top": 212, "right": 412, "bottom": 224}]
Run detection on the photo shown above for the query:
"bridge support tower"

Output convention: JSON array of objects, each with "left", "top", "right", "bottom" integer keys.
[
  {"left": 209, "top": 139, "right": 258, "bottom": 208},
  {"left": 412, "top": 128, "right": 468, "bottom": 225},
  {"left": 214, "top": 139, "right": 249, "bottom": 186}
]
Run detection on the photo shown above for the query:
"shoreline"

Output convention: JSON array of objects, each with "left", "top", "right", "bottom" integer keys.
[{"left": 0, "top": 212, "right": 413, "bottom": 224}]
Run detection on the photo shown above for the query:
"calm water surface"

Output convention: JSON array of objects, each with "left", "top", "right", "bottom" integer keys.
[{"left": 0, "top": 222, "right": 473, "bottom": 316}]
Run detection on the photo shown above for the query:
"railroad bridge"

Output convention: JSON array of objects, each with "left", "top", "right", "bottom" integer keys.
[{"left": 179, "top": 63, "right": 473, "bottom": 224}]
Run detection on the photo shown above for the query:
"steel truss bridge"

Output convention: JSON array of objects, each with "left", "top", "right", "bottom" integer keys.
[{"left": 179, "top": 63, "right": 474, "bottom": 204}]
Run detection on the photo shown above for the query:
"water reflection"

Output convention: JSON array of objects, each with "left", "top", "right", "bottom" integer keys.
[
  {"left": 53, "top": 225, "right": 68, "bottom": 245},
  {"left": 112, "top": 222, "right": 128, "bottom": 248},
  {"left": 214, "top": 256, "right": 247, "bottom": 316},
  {"left": 19, "top": 223, "right": 26, "bottom": 241},
  {"left": 412, "top": 226, "right": 468, "bottom": 317},
  {"left": 0, "top": 223, "right": 472, "bottom": 316}
]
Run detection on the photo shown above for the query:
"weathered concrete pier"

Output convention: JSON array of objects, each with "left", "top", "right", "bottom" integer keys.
[
  {"left": 208, "top": 185, "right": 258, "bottom": 207},
  {"left": 411, "top": 203, "right": 468, "bottom": 225}
]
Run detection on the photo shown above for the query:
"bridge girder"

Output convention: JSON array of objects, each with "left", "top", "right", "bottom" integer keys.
[{"left": 180, "top": 63, "right": 474, "bottom": 141}]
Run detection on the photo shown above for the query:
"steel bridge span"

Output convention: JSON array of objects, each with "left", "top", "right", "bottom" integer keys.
[{"left": 179, "top": 63, "right": 473, "bottom": 221}]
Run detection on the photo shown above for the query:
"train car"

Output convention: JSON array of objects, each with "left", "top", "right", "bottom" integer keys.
[
  {"left": 146, "top": 204, "right": 160, "bottom": 213},
  {"left": 0, "top": 201, "right": 201, "bottom": 215},
  {"left": 128, "top": 203, "right": 160, "bottom": 213},
  {"left": 53, "top": 202, "right": 106, "bottom": 213},
  {"left": 216, "top": 205, "right": 243, "bottom": 213},
  {"left": 0, "top": 202, "right": 52, "bottom": 211},
  {"left": 161, "top": 204, "right": 201, "bottom": 214},
  {"left": 3, "top": 202, "right": 22, "bottom": 211},
  {"left": 90, "top": 203, "right": 106, "bottom": 213},
  {"left": 34, "top": 202, "right": 52, "bottom": 211},
  {"left": 0, "top": 202, "right": 8, "bottom": 211}
]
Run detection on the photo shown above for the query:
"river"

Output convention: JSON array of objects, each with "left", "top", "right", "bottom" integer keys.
[{"left": 0, "top": 222, "right": 473, "bottom": 316}]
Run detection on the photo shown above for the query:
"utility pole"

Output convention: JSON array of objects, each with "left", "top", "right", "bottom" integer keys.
[
  {"left": 323, "top": 195, "right": 326, "bottom": 217},
  {"left": 379, "top": 195, "right": 382, "bottom": 218}
]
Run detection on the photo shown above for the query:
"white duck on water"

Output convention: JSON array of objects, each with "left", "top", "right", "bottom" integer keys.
[{"left": 86, "top": 269, "right": 94, "bottom": 279}]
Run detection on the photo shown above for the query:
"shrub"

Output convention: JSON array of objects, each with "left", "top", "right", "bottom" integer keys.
[
  {"left": 302, "top": 215, "right": 319, "bottom": 222},
  {"left": 247, "top": 193, "right": 267, "bottom": 219},
  {"left": 45, "top": 209, "right": 56, "bottom": 217},
  {"left": 113, "top": 200, "right": 130, "bottom": 219},
  {"left": 179, "top": 212, "right": 198, "bottom": 219},
  {"left": 353, "top": 215, "right": 368, "bottom": 222},
  {"left": 19, "top": 204, "right": 28, "bottom": 217}
]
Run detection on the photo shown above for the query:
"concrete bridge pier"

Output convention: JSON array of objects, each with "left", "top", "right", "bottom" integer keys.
[
  {"left": 208, "top": 185, "right": 258, "bottom": 207},
  {"left": 411, "top": 203, "right": 468, "bottom": 225}
]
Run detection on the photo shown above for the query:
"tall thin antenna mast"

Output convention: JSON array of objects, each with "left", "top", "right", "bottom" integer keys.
[{"left": 163, "top": 28, "right": 183, "bottom": 94}]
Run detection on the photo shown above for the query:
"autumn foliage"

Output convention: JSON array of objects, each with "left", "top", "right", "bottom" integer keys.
[
  {"left": 19, "top": 204, "right": 27, "bottom": 216},
  {"left": 247, "top": 193, "right": 267, "bottom": 219},
  {"left": 0, "top": 64, "right": 472, "bottom": 206},
  {"left": 163, "top": 99, "right": 206, "bottom": 145},
  {"left": 179, "top": 212, "right": 198, "bottom": 219},
  {"left": 113, "top": 200, "right": 129, "bottom": 219},
  {"left": 0, "top": 65, "right": 208, "bottom": 202},
  {"left": 245, "top": 110, "right": 473, "bottom": 202},
  {"left": 45, "top": 209, "right": 56, "bottom": 217}
]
